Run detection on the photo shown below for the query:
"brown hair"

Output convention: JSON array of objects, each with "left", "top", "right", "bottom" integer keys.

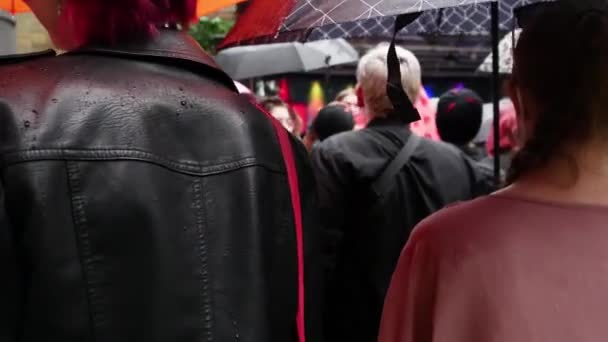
[{"left": 508, "top": 0, "right": 608, "bottom": 182}]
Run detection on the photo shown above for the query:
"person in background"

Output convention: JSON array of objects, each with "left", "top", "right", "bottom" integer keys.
[
  {"left": 436, "top": 88, "right": 498, "bottom": 191},
  {"left": 304, "top": 104, "right": 355, "bottom": 151},
  {"left": 312, "top": 44, "right": 485, "bottom": 342},
  {"left": 409, "top": 85, "right": 441, "bottom": 140},
  {"left": 261, "top": 96, "right": 304, "bottom": 137},
  {"left": 436, "top": 88, "right": 486, "bottom": 161},
  {"left": 0, "top": 0, "right": 322, "bottom": 341},
  {"left": 483, "top": 103, "right": 519, "bottom": 173},
  {"left": 335, "top": 88, "right": 367, "bottom": 129},
  {"left": 380, "top": 1, "right": 608, "bottom": 341}
]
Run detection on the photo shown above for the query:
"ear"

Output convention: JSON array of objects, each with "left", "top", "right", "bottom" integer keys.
[{"left": 355, "top": 85, "right": 365, "bottom": 108}]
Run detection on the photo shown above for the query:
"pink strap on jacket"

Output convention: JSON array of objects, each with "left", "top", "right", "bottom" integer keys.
[{"left": 255, "top": 103, "right": 306, "bottom": 342}]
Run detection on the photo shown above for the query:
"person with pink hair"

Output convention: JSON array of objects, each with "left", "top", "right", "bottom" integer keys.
[
  {"left": 483, "top": 100, "right": 519, "bottom": 173},
  {"left": 0, "top": 1, "right": 322, "bottom": 341}
]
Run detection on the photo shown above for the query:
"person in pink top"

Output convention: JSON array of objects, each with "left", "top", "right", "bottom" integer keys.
[{"left": 379, "top": 1, "right": 608, "bottom": 341}]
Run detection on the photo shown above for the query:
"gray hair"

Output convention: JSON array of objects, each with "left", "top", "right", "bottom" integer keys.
[{"left": 356, "top": 44, "right": 422, "bottom": 118}]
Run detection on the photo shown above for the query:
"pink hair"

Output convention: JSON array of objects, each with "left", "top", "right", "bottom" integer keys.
[{"left": 59, "top": 0, "right": 197, "bottom": 48}]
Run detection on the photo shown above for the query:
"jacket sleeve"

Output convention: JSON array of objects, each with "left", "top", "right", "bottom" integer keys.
[
  {"left": 0, "top": 181, "right": 22, "bottom": 341},
  {"left": 378, "top": 231, "right": 437, "bottom": 342},
  {"left": 291, "top": 136, "right": 325, "bottom": 342},
  {"left": 310, "top": 144, "right": 351, "bottom": 273},
  {"left": 462, "top": 156, "right": 499, "bottom": 197}
]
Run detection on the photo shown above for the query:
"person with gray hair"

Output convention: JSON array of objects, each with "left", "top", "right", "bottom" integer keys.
[{"left": 312, "top": 44, "right": 487, "bottom": 342}]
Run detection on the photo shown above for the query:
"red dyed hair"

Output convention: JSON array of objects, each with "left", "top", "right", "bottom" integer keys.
[{"left": 59, "top": 0, "right": 197, "bottom": 48}]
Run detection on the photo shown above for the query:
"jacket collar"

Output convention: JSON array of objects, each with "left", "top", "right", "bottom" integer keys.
[
  {"left": 367, "top": 116, "right": 412, "bottom": 129},
  {"left": 0, "top": 49, "right": 56, "bottom": 65},
  {"left": 69, "top": 30, "right": 237, "bottom": 92}
]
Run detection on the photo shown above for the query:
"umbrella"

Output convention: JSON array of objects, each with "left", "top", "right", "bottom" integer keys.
[
  {"left": 0, "top": 0, "right": 28, "bottom": 13},
  {"left": 0, "top": 0, "right": 246, "bottom": 17},
  {"left": 197, "top": 0, "right": 246, "bottom": 17},
  {"left": 219, "top": 0, "right": 549, "bottom": 48},
  {"left": 478, "top": 29, "right": 521, "bottom": 74},
  {"left": 215, "top": 38, "right": 359, "bottom": 80}
]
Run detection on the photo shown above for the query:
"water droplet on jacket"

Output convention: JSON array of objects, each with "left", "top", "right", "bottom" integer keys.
[
  {"left": 51, "top": 98, "right": 58, "bottom": 103},
  {"left": 24, "top": 120, "right": 31, "bottom": 128},
  {"left": 181, "top": 100, "right": 188, "bottom": 107}
]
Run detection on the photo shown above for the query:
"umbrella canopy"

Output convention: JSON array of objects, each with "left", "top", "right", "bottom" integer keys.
[
  {"left": 221, "top": 0, "right": 549, "bottom": 48},
  {"left": 215, "top": 38, "right": 359, "bottom": 80},
  {"left": 0, "top": 0, "right": 28, "bottom": 13},
  {"left": 478, "top": 29, "right": 521, "bottom": 74},
  {"left": 0, "top": 0, "right": 245, "bottom": 17},
  {"left": 198, "top": 0, "right": 246, "bottom": 17}
]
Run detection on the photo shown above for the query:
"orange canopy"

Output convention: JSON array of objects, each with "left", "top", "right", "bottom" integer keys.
[
  {"left": 197, "top": 0, "right": 246, "bottom": 17},
  {"left": 0, "top": 0, "right": 29, "bottom": 14},
  {"left": 1, "top": 0, "right": 246, "bottom": 16}
]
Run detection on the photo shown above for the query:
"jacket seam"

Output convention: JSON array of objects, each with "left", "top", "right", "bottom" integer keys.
[
  {"left": 193, "top": 178, "right": 214, "bottom": 341},
  {"left": 66, "top": 161, "right": 103, "bottom": 341},
  {"left": 1, "top": 149, "right": 285, "bottom": 177}
]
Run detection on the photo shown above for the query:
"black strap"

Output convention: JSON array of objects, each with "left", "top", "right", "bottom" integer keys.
[
  {"left": 386, "top": 13, "right": 422, "bottom": 124},
  {"left": 371, "top": 134, "right": 421, "bottom": 200}
]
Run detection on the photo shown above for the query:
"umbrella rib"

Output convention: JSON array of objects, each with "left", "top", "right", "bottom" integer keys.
[{"left": 305, "top": 1, "right": 338, "bottom": 28}]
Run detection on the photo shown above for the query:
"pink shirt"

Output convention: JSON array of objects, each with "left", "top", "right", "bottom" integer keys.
[{"left": 380, "top": 195, "right": 608, "bottom": 342}]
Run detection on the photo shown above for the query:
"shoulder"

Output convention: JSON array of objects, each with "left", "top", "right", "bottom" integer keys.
[
  {"left": 319, "top": 129, "right": 373, "bottom": 152},
  {"left": 313, "top": 130, "right": 368, "bottom": 163},
  {"left": 0, "top": 50, "right": 55, "bottom": 67},
  {"left": 409, "top": 195, "right": 510, "bottom": 251},
  {"left": 416, "top": 137, "right": 467, "bottom": 160}
]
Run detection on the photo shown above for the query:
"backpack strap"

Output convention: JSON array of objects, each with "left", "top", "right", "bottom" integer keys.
[
  {"left": 371, "top": 134, "right": 421, "bottom": 201},
  {"left": 254, "top": 103, "right": 306, "bottom": 342}
]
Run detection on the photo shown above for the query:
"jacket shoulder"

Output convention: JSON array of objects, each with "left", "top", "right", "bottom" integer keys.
[{"left": 0, "top": 49, "right": 56, "bottom": 66}]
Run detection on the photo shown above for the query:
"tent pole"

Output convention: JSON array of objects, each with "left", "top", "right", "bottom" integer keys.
[{"left": 491, "top": 1, "right": 501, "bottom": 184}]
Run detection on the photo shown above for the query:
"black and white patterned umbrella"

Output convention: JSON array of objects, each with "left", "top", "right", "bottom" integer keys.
[
  {"left": 478, "top": 29, "right": 521, "bottom": 73},
  {"left": 223, "top": 0, "right": 552, "bottom": 47}
]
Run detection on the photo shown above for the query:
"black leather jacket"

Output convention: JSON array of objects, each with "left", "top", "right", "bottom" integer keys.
[{"left": 0, "top": 32, "right": 321, "bottom": 342}]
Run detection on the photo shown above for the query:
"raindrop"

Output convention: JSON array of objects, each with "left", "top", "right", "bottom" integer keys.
[
  {"left": 180, "top": 100, "right": 188, "bottom": 107},
  {"left": 24, "top": 120, "right": 31, "bottom": 128}
]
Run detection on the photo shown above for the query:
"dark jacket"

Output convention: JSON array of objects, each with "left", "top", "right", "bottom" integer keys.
[
  {"left": 312, "top": 118, "right": 484, "bottom": 342},
  {"left": 0, "top": 32, "right": 322, "bottom": 342}
]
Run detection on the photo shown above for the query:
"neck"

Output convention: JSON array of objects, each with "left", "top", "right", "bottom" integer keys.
[{"left": 504, "top": 141, "right": 608, "bottom": 206}]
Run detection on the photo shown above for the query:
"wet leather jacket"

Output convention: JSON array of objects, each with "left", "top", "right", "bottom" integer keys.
[{"left": 0, "top": 32, "right": 321, "bottom": 342}]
